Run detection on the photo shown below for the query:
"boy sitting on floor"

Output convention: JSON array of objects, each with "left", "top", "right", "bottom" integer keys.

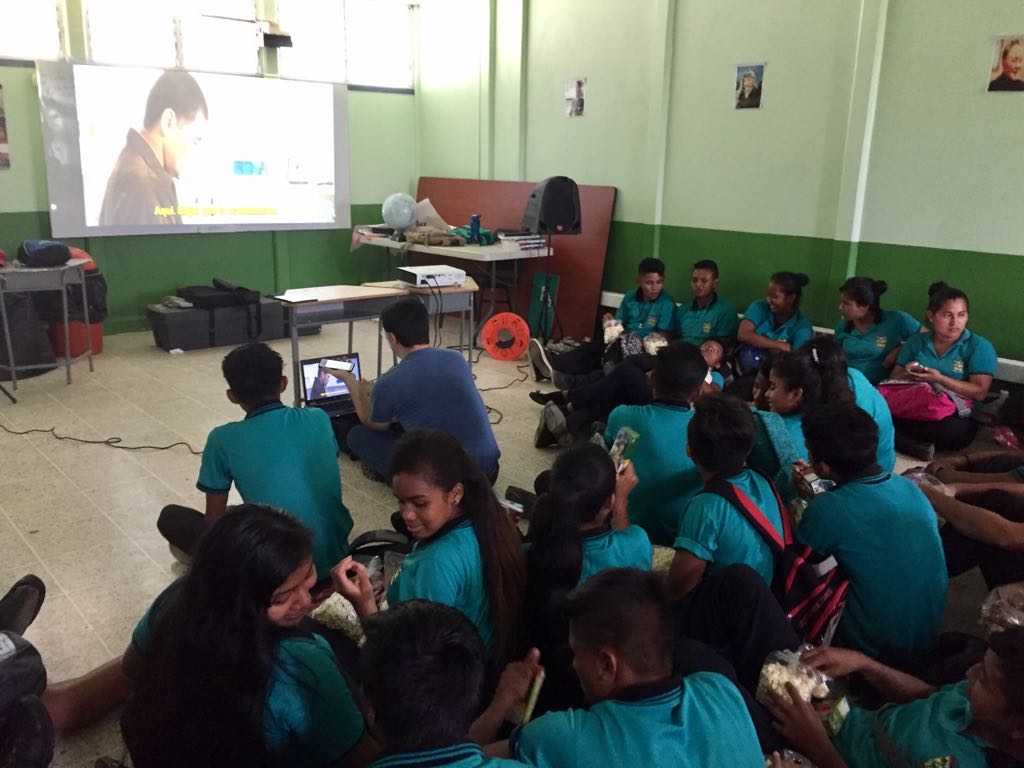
[{"left": 157, "top": 342, "right": 353, "bottom": 580}]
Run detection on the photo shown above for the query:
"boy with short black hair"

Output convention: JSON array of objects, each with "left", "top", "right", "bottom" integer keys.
[
  {"left": 507, "top": 568, "right": 763, "bottom": 768},
  {"left": 360, "top": 600, "right": 529, "bottom": 767},
  {"left": 797, "top": 403, "right": 947, "bottom": 657},
  {"left": 676, "top": 260, "right": 740, "bottom": 346},
  {"left": 157, "top": 342, "right": 353, "bottom": 579},
  {"left": 668, "top": 393, "right": 784, "bottom": 599},
  {"left": 603, "top": 342, "right": 707, "bottom": 546},
  {"left": 604, "top": 257, "right": 676, "bottom": 340}
]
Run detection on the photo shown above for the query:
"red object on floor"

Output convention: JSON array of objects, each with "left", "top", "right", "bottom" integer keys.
[{"left": 48, "top": 322, "right": 103, "bottom": 357}]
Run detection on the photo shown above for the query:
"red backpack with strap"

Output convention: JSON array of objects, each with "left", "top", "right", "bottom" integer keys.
[{"left": 702, "top": 468, "right": 849, "bottom": 645}]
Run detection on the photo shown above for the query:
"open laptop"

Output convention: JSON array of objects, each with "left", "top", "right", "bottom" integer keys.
[{"left": 300, "top": 352, "right": 361, "bottom": 418}]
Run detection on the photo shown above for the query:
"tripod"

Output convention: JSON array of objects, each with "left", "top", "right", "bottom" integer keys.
[{"left": 0, "top": 382, "right": 15, "bottom": 405}]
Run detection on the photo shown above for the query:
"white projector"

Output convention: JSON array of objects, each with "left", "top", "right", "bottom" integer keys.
[{"left": 396, "top": 264, "right": 466, "bottom": 288}]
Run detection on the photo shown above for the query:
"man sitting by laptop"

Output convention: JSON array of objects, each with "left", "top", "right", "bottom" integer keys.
[
  {"left": 156, "top": 342, "right": 354, "bottom": 581},
  {"left": 331, "top": 297, "right": 500, "bottom": 483}
]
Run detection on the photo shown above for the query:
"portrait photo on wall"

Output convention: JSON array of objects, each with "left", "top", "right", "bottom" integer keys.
[
  {"left": 735, "top": 64, "right": 765, "bottom": 109},
  {"left": 988, "top": 36, "right": 1024, "bottom": 92},
  {"left": 565, "top": 77, "right": 586, "bottom": 117}
]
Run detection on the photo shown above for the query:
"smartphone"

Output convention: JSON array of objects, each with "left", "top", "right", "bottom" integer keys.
[
  {"left": 608, "top": 427, "right": 640, "bottom": 470},
  {"left": 320, "top": 358, "right": 354, "bottom": 371},
  {"left": 520, "top": 668, "right": 546, "bottom": 724},
  {"left": 906, "top": 362, "right": 927, "bottom": 373}
]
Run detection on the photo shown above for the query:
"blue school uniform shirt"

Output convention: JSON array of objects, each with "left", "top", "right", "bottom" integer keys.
[
  {"left": 779, "top": 412, "right": 809, "bottom": 462},
  {"left": 897, "top": 329, "right": 998, "bottom": 381},
  {"left": 512, "top": 673, "right": 763, "bottom": 768},
  {"left": 847, "top": 369, "right": 896, "bottom": 472},
  {"left": 371, "top": 743, "right": 528, "bottom": 768},
  {"left": 675, "top": 294, "right": 740, "bottom": 345},
  {"left": 742, "top": 299, "right": 814, "bottom": 349},
  {"left": 605, "top": 403, "right": 704, "bottom": 547},
  {"left": 616, "top": 288, "right": 676, "bottom": 338},
  {"left": 796, "top": 471, "right": 947, "bottom": 657},
  {"left": 372, "top": 347, "right": 500, "bottom": 472},
  {"left": 198, "top": 402, "right": 353, "bottom": 578},
  {"left": 834, "top": 310, "right": 922, "bottom": 384},
  {"left": 832, "top": 681, "right": 989, "bottom": 768},
  {"left": 386, "top": 518, "right": 494, "bottom": 647},
  {"left": 674, "top": 469, "right": 784, "bottom": 584},
  {"left": 133, "top": 582, "right": 365, "bottom": 768},
  {"left": 578, "top": 526, "right": 653, "bottom": 583}
]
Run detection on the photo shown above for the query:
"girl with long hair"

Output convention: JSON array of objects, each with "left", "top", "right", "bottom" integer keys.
[
  {"left": 121, "top": 504, "right": 375, "bottom": 768},
  {"left": 335, "top": 430, "right": 526, "bottom": 665},
  {"left": 522, "top": 442, "right": 648, "bottom": 712},
  {"left": 833, "top": 277, "right": 922, "bottom": 384}
]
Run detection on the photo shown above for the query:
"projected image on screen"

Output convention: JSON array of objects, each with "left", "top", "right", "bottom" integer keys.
[{"left": 36, "top": 62, "right": 351, "bottom": 237}]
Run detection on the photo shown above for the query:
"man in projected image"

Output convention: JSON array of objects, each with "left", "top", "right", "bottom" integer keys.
[{"left": 98, "top": 70, "right": 208, "bottom": 227}]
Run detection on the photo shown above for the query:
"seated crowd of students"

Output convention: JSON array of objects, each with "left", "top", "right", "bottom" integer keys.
[{"left": 7, "top": 261, "right": 1024, "bottom": 768}]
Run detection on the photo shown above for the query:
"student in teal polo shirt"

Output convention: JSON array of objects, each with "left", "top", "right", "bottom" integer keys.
[
  {"left": 669, "top": 393, "right": 785, "bottom": 599},
  {"left": 360, "top": 601, "right": 530, "bottom": 768},
  {"left": 770, "top": 633, "right": 1024, "bottom": 768},
  {"left": 507, "top": 569, "right": 763, "bottom": 768},
  {"left": 156, "top": 342, "right": 354, "bottom": 580},
  {"left": 795, "top": 338, "right": 897, "bottom": 472},
  {"left": 604, "top": 341, "right": 708, "bottom": 546},
  {"left": 893, "top": 281, "right": 997, "bottom": 454},
  {"left": 333, "top": 430, "right": 526, "bottom": 665},
  {"left": 797, "top": 404, "right": 947, "bottom": 658},
  {"left": 605, "top": 257, "right": 676, "bottom": 339},
  {"left": 833, "top": 277, "right": 923, "bottom": 384},
  {"left": 729, "top": 271, "right": 814, "bottom": 401},
  {"left": 523, "top": 442, "right": 651, "bottom": 712},
  {"left": 675, "top": 259, "right": 740, "bottom": 345},
  {"left": 123, "top": 506, "right": 377, "bottom": 768}
]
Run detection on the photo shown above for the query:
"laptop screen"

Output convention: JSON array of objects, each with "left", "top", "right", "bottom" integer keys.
[{"left": 301, "top": 354, "right": 361, "bottom": 404}]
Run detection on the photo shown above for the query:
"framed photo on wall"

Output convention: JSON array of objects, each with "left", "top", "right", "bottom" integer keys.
[
  {"left": 735, "top": 63, "right": 765, "bottom": 109},
  {"left": 988, "top": 37, "right": 1024, "bottom": 92}
]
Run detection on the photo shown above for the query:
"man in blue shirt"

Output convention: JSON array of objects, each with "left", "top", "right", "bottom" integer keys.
[
  {"left": 796, "top": 404, "right": 947, "bottom": 657},
  {"left": 606, "top": 257, "right": 676, "bottom": 339},
  {"left": 157, "top": 343, "right": 353, "bottom": 579},
  {"left": 503, "top": 569, "right": 763, "bottom": 767},
  {"left": 669, "top": 393, "right": 785, "bottom": 600},
  {"left": 339, "top": 297, "right": 500, "bottom": 482},
  {"left": 360, "top": 600, "right": 529, "bottom": 768},
  {"left": 675, "top": 260, "right": 740, "bottom": 346}
]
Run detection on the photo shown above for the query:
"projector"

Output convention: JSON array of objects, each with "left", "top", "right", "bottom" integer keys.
[{"left": 396, "top": 265, "right": 466, "bottom": 288}]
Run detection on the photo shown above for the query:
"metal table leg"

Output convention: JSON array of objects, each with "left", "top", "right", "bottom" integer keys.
[
  {"left": 289, "top": 307, "right": 302, "bottom": 407},
  {"left": 60, "top": 271, "right": 71, "bottom": 384},
  {"left": 0, "top": 277, "right": 15, "bottom": 391},
  {"left": 81, "top": 265, "right": 94, "bottom": 372}
]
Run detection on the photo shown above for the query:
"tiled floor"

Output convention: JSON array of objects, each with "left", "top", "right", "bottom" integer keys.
[{"left": 0, "top": 322, "right": 988, "bottom": 766}]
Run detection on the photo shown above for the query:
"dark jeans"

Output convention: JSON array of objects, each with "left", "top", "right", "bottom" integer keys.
[
  {"left": 724, "top": 373, "right": 756, "bottom": 403},
  {"left": 941, "top": 488, "right": 1024, "bottom": 589},
  {"left": 894, "top": 414, "right": 978, "bottom": 451},
  {"left": 348, "top": 425, "right": 500, "bottom": 485},
  {"left": 157, "top": 504, "right": 205, "bottom": 555},
  {"left": 565, "top": 357, "right": 653, "bottom": 435}
]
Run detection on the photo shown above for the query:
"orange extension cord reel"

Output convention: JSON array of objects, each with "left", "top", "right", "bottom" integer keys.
[{"left": 480, "top": 312, "right": 530, "bottom": 361}]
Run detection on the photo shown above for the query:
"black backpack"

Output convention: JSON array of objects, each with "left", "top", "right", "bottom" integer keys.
[
  {"left": 701, "top": 469, "right": 850, "bottom": 645},
  {"left": 0, "top": 632, "right": 53, "bottom": 768}
]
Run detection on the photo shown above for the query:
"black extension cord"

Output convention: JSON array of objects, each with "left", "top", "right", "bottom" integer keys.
[{"left": 0, "top": 423, "right": 203, "bottom": 455}]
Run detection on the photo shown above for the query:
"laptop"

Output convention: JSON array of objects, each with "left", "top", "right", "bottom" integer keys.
[{"left": 300, "top": 352, "right": 361, "bottom": 418}]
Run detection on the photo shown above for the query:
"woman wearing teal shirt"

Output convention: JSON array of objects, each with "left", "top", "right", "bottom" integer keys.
[
  {"left": 770, "top": 636, "right": 1024, "bottom": 768},
  {"left": 335, "top": 430, "right": 526, "bottom": 665},
  {"left": 523, "top": 442, "right": 651, "bottom": 712},
  {"left": 892, "top": 282, "right": 997, "bottom": 453},
  {"left": 122, "top": 505, "right": 377, "bottom": 768},
  {"left": 729, "top": 271, "right": 814, "bottom": 400},
  {"left": 833, "top": 277, "right": 922, "bottom": 384}
]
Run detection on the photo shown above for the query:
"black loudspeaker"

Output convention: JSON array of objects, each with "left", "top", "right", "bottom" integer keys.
[{"left": 521, "top": 176, "right": 581, "bottom": 235}]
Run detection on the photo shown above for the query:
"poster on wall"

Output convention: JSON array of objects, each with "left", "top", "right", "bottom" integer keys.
[
  {"left": 735, "top": 63, "right": 765, "bottom": 109},
  {"left": 565, "top": 77, "right": 586, "bottom": 117},
  {"left": 988, "top": 37, "right": 1024, "bottom": 91},
  {"left": 0, "top": 85, "right": 9, "bottom": 170}
]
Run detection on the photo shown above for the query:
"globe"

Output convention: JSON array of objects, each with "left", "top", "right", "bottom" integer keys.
[{"left": 382, "top": 193, "right": 417, "bottom": 231}]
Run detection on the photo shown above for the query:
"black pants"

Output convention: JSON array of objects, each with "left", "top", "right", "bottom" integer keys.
[
  {"left": 893, "top": 414, "right": 978, "bottom": 451},
  {"left": 157, "top": 504, "right": 206, "bottom": 555},
  {"left": 724, "top": 373, "right": 757, "bottom": 403},
  {"left": 566, "top": 357, "right": 652, "bottom": 435},
  {"left": 549, "top": 339, "right": 604, "bottom": 375},
  {"left": 942, "top": 488, "right": 1024, "bottom": 589}
]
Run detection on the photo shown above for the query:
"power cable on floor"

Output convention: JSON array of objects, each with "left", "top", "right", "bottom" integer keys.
[{"left": 0, "top": 423, "right": 203, "bottom": 455}]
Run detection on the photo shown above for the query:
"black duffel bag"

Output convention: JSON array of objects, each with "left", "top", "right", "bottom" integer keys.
[
  {"left": 178, "top": 278, "right": 264, "bottom": 339},
  {"left": 16, "top": 241, "right": 70, "bottom": 268},
  {"left": 33, "top": 270, "right": 109, "bottom": 324}
]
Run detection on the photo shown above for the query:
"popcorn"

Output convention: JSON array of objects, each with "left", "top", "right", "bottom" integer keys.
[
  {"left": 310, "top": 593, "right": 364, "bottom": 643},
  {"left": 642, "top": 333, "right": 668, "bottom": 356},
  {"left": 652, "top": 546, "right": 675, "bottom": 574},
  {"left": 755, "top": 650, "right": 830, "bottom": 706},
  {"left": 603, "top": 319, "right": 624, "bottom": 344}
]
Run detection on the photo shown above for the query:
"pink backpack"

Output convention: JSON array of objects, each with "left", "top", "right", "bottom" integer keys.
[{"left": 877, "top": 381, "right": 967, "bottom": 422}]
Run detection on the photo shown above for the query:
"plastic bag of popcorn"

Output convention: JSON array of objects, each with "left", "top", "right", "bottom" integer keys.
[
  {"left": 981, "top": 582, "right": 1024, "bottom": 631},
  {"left": 755, "top": 648, "right": 831, "bottom": 707}
]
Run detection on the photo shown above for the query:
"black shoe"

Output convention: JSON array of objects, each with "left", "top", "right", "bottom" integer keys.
[
  {"left": 0, "top": 695, "right": 54, "bottom": 768},
  {"left": 0, "top": 575, "right": 45, "bottom": 636},
  {"left": 544, "top": 402, "right": 573, "bottom": 448},
  {"left": 528, "top": 338, "right": 553, "bottom": 381},
  {"left": 529, "top": 390, "right": 567, "bottom": 407},
  {"left": 361, "top": 463, "right": 387, "bottom": 483},
  {"left": 895, "top": 434, "right": 935, "bottom": 462}
]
